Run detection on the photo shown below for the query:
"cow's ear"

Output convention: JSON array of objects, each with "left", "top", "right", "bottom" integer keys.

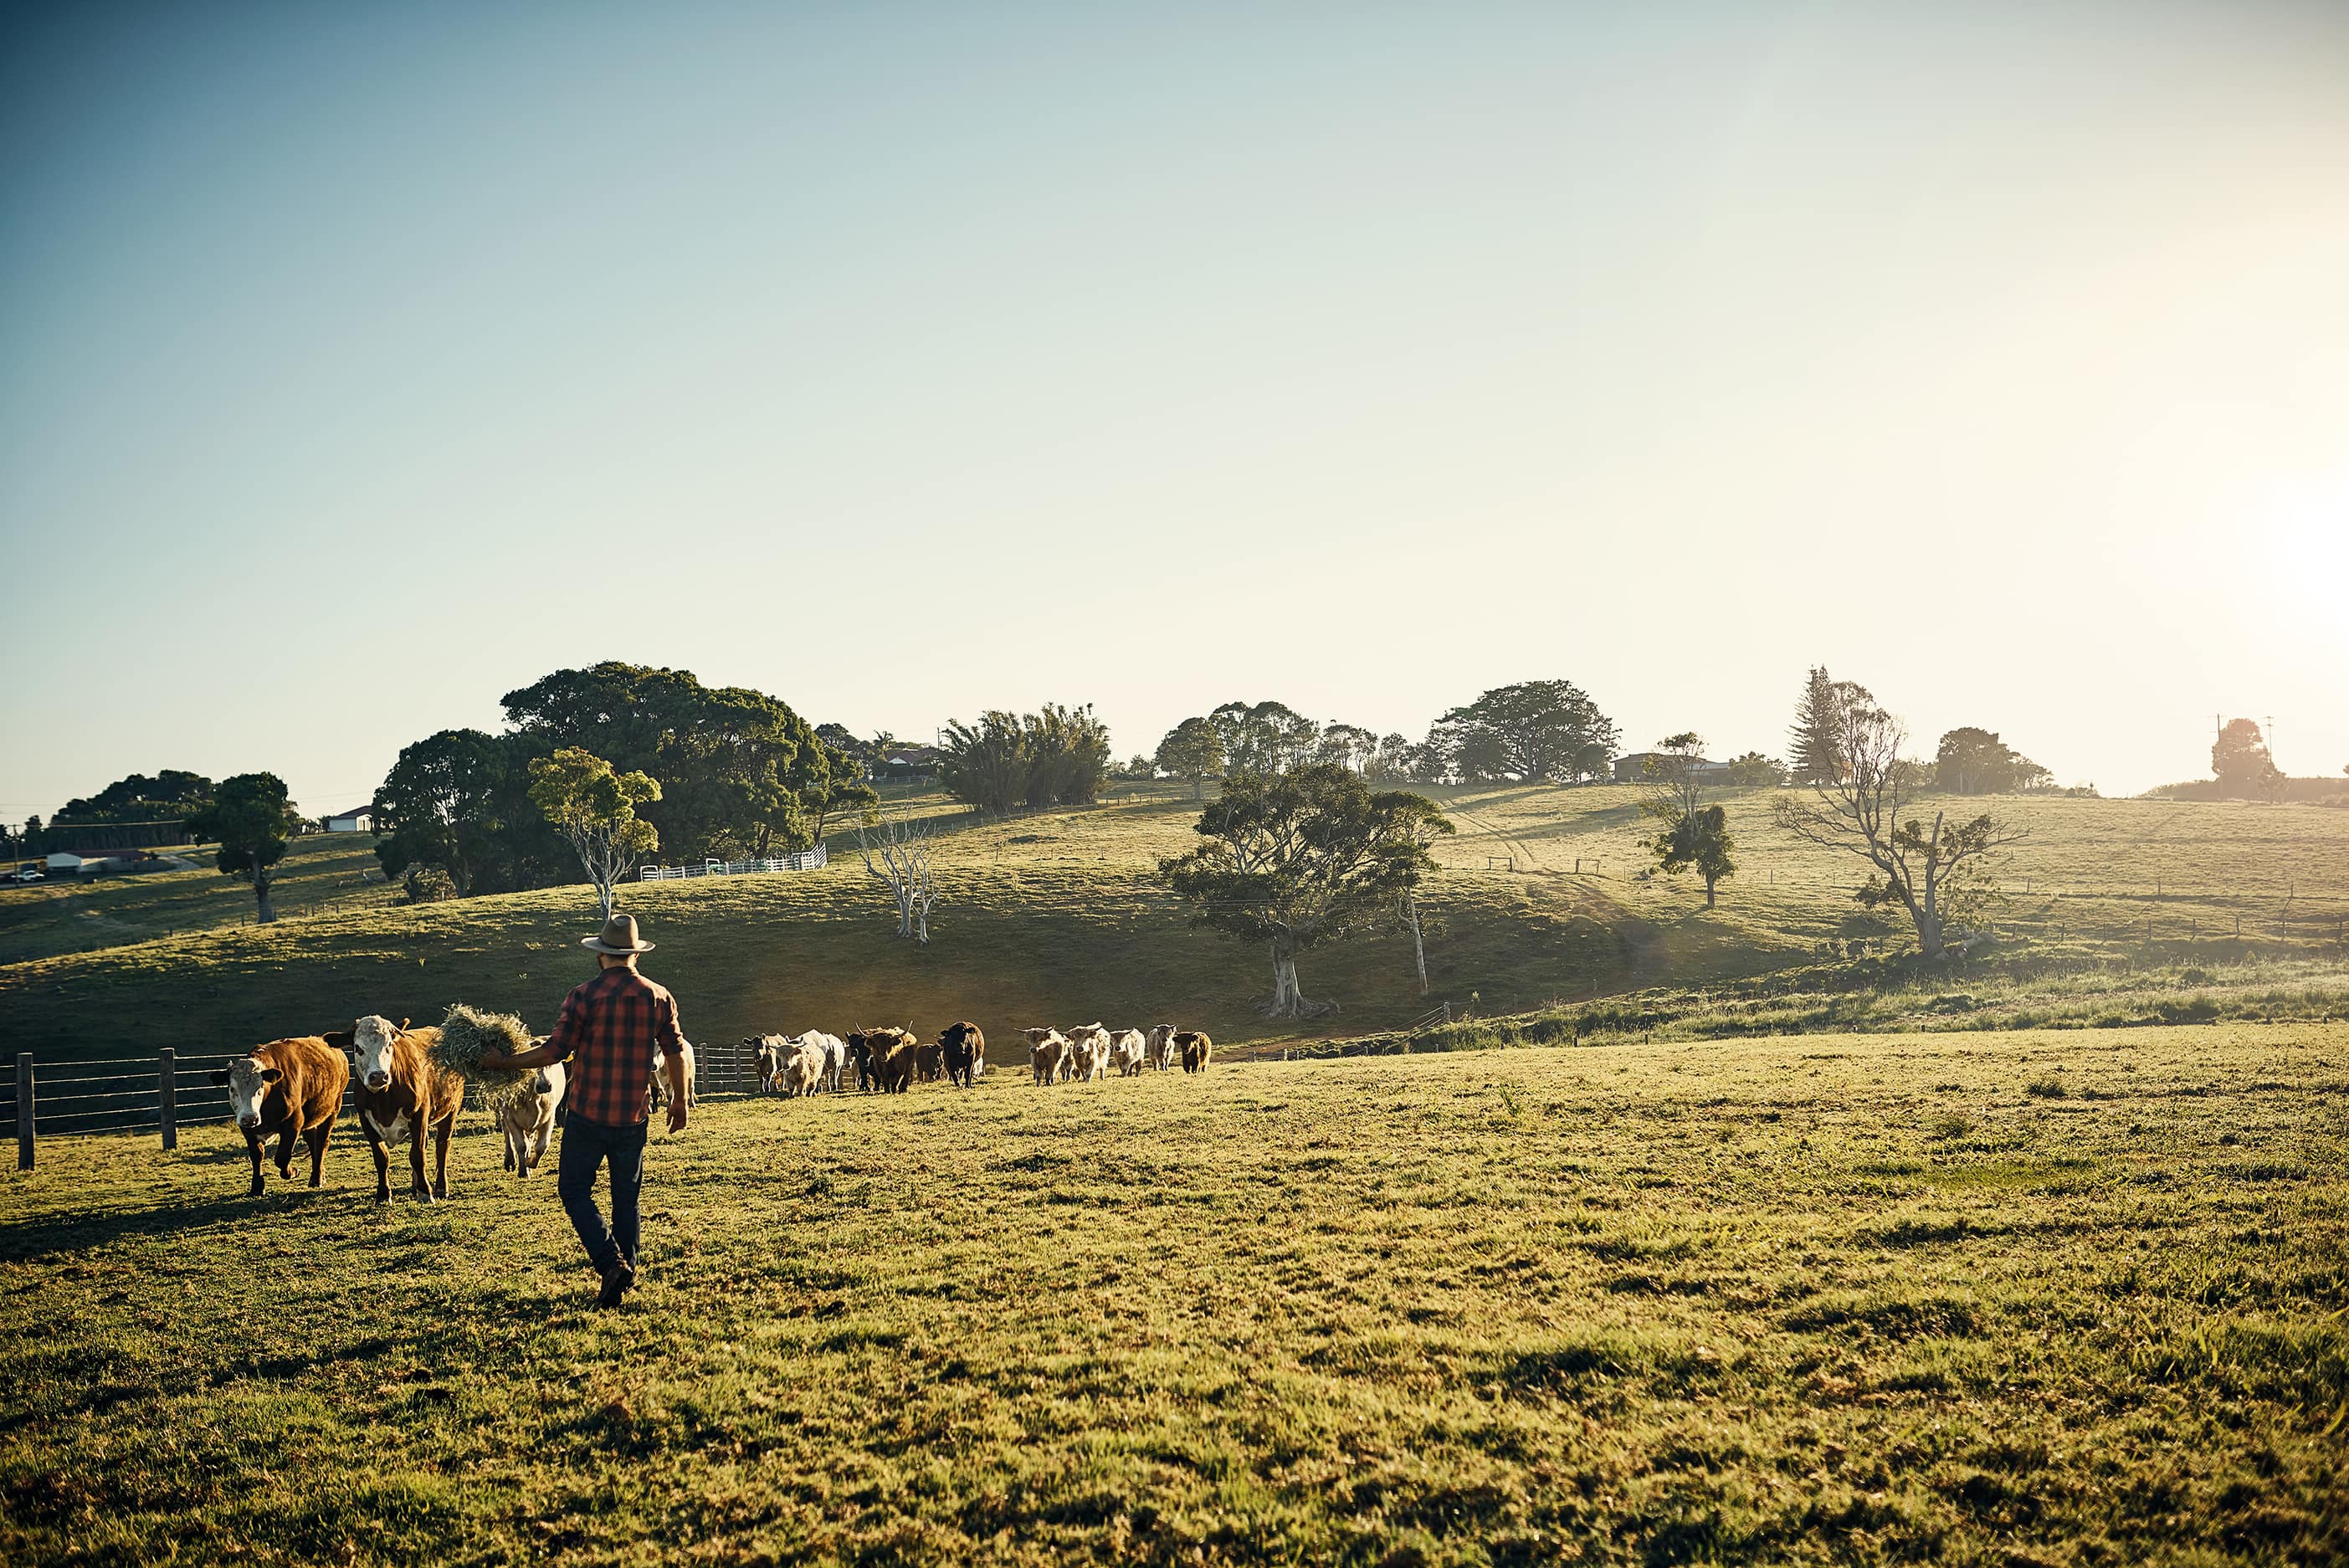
[
  {"left": 323, "top": 1031, "right": 354, "bottom": 1052},
  {"left": 259, "top": 1068, "right": 283, "bottom": 1083},
  {"left": 208, "top": 1069, "right": 229, "bottom": 1086}
]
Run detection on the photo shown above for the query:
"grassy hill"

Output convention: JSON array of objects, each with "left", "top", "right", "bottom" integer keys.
[
  {"left": 3, "top": 783, "right": 2346, "bottom": 1074},
  {"left": 4, "top": 1024, "right": 2342, "bottom": 1565}
]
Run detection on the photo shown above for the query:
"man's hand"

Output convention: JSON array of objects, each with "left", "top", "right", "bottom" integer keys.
[
  {"left": 477, "top": 1042, "right": 561, "bottom": 1074},
  {"left": 666, "top": 1099, "right": 689, "bottom": 1135}
]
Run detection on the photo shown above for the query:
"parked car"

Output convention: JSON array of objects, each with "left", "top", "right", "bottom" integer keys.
[{"left": 8, "top": 867, "right": 44, "bottom": 884}]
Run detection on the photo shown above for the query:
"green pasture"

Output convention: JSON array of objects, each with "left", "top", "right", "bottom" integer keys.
[{"left": 3, "top": 1023, "right": 2342, "bottom": 1565}]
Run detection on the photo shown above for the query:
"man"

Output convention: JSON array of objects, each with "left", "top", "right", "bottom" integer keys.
[{"left": 478, "top": 911, "right": 690, "bottom": 1308}]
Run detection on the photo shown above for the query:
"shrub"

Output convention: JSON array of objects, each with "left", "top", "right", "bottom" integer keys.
[{"left": 2024, "top": 1074, "right": 2068, "bottom": 1099}]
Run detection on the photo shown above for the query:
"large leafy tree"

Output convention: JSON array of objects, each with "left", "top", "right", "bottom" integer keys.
[
  {"left": 940, "top": 712, "right": 1031, "bottom": 813},
  {"left": 940, "top": 704, "right": 1110, "bottom": 812},
  {"left": 1209, "top": 700, "right": 1322, "bottom": 776},
  {"left": 1431, "top": 680, "right": 1618, "bottom": 783},
  {"left": 1154, "top": 716, "right": 1225, "bottom": 800},
  {"left": 372, "top": 730, "right": 509, "bottom": 896},
  {"left": 1159, "top": 763, "right": 1454, "bottom": 1017},
  {"left": 500, "top": 663, "right": 828, "bottom": 861},
  {"left": 1638, "top": 734, "right": 1735, "bottom": 907},
  {"left": 1935, "top": 728, "right": 2051, "bottom": 795},
  {"left": 186, "top": 773, "right": 305, "bottom": 922},
  {"left": 527, "top": 747, "right": 661, "bottom": 916},
  {"left": 55, "top": 769, "right": 215, "bottom": 824},
  {"left": 1775, "top": 685, "right": 2024, "bottom": 960},
  {"left": 802, "top": 740, "right": 879, "bottom": 843},
  {"left": 2212, "top": 719, "right": 2284, "bottom": 799}
]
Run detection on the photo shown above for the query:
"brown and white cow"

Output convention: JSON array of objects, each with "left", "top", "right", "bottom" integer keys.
[
  {"left": 938, "top": 1021, "right": 985, "bottom": 1089},
  {"left": 1022, "top": 1027, "right": 1073, "bottom": 1085},
  {"left": 499, "top": 1055, "right": 567, "bottom": 1179},
  {"left": 781, "top": 1034, "right": 829, "bottom": 1097},
  {"left": 1109, "top": 1028, "right": 1149, "bottom": 1077},
  {"left": 349, "top": 1014, "right": 464, "bottom": 1204},
  {"left": 1177, "top": 1030, "right": 1215, "bottom": 1074},
  {"left": 749, "top": 1034, "right": 787, "bottom": 1094},
  {"left": 1147, "top": 1024, "right": 1181, "bottom": 1073},
  {"left": 211, "top": 1034, "right": 351, "bottom": 1198}
]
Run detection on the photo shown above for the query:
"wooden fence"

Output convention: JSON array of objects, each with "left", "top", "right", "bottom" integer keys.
[{"left": 5, "top": 1039, "right": 765, "bottom": 1171}]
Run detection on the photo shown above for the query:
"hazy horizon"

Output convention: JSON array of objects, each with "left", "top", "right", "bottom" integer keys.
[{"left": 4, "top": 2, "right": 2345, "bottom": 821}]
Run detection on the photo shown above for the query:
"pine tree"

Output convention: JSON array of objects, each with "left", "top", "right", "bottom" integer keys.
[{"left": 1788, "top": 667, "right": 1873, "bottom": 786}]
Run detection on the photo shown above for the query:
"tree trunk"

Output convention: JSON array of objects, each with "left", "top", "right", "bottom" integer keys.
[
  {"left": 1703, "top": 876, "right": 1716, "bottom": 910},
  {"left": 598, "top": 878, "right": 617, "bottom": 919},
  {"left": 254, "top": 869, "right": 275, "bottom": 925},
  {"left": 1404, "top": 894, "right": 1429, "bottom": 993},
  {"left": 1266, "top": 945, "right": 1334, "bottom": 1018}
]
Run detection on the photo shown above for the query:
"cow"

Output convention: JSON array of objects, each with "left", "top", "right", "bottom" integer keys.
[
  {"left": 746, "top": 1035, "right": 787, "bottom": 1094},
  {"left": 210, "top": 1034, "right": 350, "bottom": 1199},
  {"left": 1066, "top": 1023, "right": 1113, "bottom": 1083},
  {"left": 781, "top": 1034, "right": 828, "bottom": 1097},
  {"left": 499, "top": 1058, "right": 567, "bottom": 1179},
  {"left": 914, "top": 1040, "right": 944, "bottom": 1083},
  {"left": 794, "top": 1031, "right": 848, "bottom": 1094},
  {"left": 1176, "top": 1030, "right": 1215, "bottom": 1074},
  {"left": 849, "top": 1027, "right": 920, "bottom": 1094},
  {"left": 645, "top": 1038, "right": 698, "bottom": 1120},
  {"left": 1109, "top": 1027, "right": 1149, "bottom": 1077},
  {"left": 348, "top": 1014, "right": 464, "bottom": 1204},
  {"left": 1147, "top": 1024, "right": 1182, "bottom": 1073},
  {"left": 938, "top": 1021, "right": 985, "bottom": 1089},
  {"left": 1022, "top": 1027, "right": 1073, "bottom": 1085}
]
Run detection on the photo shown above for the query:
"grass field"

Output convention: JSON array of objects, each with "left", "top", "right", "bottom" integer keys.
[
  {"left": 4, "top": 1023, "right": 2343, "bottom": 1565},
  {"left": 3, "top": 783, "right": 2346, "bottom": 1075}
]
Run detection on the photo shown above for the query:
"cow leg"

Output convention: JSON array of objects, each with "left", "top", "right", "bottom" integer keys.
[
  {"left": 408, "top": 1111, "right": 433, "bottom": 1202},
  {"left": 305, "top": 1121, "right": 331, "bottom": 1188},
  {"left": 244, "top": 1130, "right": 265, "bottom": 1198},
  {"left": 532, "top": 1123, "right": 551, "bottom": 1170},
  {"left": 504, "top": 1126, "right": 517, "bottom": 1171},
  {"left": 367, "top": 1130, "right": 391, "bottom": 1203},
  {"left": 273, "top": 1128, "right": 295, "bottom": 1180},
  {"left": 431, "top": 1115, "right": 453, "bottom": 1201}
]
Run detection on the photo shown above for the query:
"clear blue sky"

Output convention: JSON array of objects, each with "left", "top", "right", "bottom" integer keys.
[{"left": 3, "top": 2, "right": 2345, "bottom": 818}]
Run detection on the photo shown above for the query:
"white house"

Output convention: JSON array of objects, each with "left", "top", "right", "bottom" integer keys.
[
  {"left": 44, "top": 852, "right": 92, "bottom": 875},
  {"left": 325, "top": 806, "right": 376, "bottom": 833}
]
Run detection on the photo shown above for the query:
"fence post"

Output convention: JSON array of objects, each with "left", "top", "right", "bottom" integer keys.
[
  {"left": 14, "top": 1053, "right": 30, "bottom": 1171},
  {"left": 160, "top": 1048, "right": 177, "bottom": 1150}
]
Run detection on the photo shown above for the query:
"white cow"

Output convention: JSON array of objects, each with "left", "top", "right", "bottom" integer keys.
[
  {"left": 1066, "top": 1023, "right": 1113, "bottom": 1083},
  {"left": 1109, "top": 1028, "right": 1149, "bottom": 1078},
  {"left": 1023, "top": 1027, "right": 1073, "bottom": 1085},
  {"left": 1147, "top": 1024, "right": 1182, "bottom": 1073},
  {"left": 500, "top": 1059, "right": 567, "bottom": 1178},
  {"left": 797, "top": 1031, "right": 848, "bottom": 1094},
  {"left": 781, "top": 1035, "right": 828, "bottom": 1097}
]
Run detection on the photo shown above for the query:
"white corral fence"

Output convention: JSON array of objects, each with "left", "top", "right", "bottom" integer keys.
[{"left": 639, "top": 843, "right": 828, "bottom": 882}]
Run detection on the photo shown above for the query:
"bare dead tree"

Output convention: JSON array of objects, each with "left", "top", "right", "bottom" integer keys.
[
  {"left": 859, "top": 807, "right": 940, "bottom": 943},
  {"left": 1773, "top": 689, "right": 2024, "bottom": 960}
]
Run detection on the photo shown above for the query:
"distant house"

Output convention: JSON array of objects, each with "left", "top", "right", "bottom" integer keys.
[
  {"left": 1613, "top": 752, "right": 1731, "bottom": 784},
  {"left": 44, "top": 852, "right": 93, "bottom": 876},
  {"left": 325, "top": 806, "right": 376, "bottom": 833},
  {"left": 880, "top": 746, "right": 942, "bottom": 783}
]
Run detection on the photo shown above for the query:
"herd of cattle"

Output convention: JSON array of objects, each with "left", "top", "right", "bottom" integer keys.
[
  {"left": 206, "top": 1013, "right": 1213, "bottom": 1205},
  {"left": 747, "top": 1022, "right": 1215, "bottom": 1095}
]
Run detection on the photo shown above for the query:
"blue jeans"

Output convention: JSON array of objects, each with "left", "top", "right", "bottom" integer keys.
[{"left": 557, "top": 1113, "right": 646, "bottom": 1276}]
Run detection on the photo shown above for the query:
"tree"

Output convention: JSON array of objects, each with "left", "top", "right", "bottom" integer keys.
[
  {"left": 55, "top": 769, "right": 215, "bottom": 824},
  {"left": 372, "top": 730, "right": 507, "bottom": 896},
  {"left": 1774, "top": 688, "right": 2024, "bottom": 960},
  {"left": 186, "top": 773, "right": 305, "bottom": 922},
  {"left": 859, "top": 805, "right": 941, "bottom": 943},
  {"left": 1155, "top": 717, "right": 1225, "bottom": 800},
  {"left": 20, "top": 816, "right": 41, "bottom": 855},
  {"left": 802, "top": 740, "right": 878, "bottom": 843},
  {"left": 1159, "top": 764, "right": 1454, "bottom": 1017},
  {"left": 1936, "top": 728, "right": 2050, "bottom": 795},
  {"left": 1202, "top": 700, "right": 1321, "bottom": 776},
  {"left": 1431, "top": 680, "right": 1618, "bottom": 783},
  {"left": 1788, "top": 667, "right": 1873, "bottom": 786},
  {"left": 940, "top": 711, "right": 1029, "bottom": 813},
  {"left": 1362, "top": 733, "right": 1416, "bottom": 783},
  {"left": 1725, "top": 751, "right": 1787, "bottom": 787},
  {"left": 2212, "top": 719, "right": 2284, "bottom": 799},
  {"left": 1638, "top": 735, "right": 1735, "bottom": 908},
  {"left": 527, "top": 748, "right": 661, "bottom": 917},
  {"left": 940, "top": 704, "right": 1111, "bottom": 812}
]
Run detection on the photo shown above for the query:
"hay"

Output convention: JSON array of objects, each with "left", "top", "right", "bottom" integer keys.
[{"left": 433, "top": 1004, "right": 536, "bottom": 1111}]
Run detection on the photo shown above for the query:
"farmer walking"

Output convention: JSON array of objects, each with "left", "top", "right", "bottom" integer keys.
[{"left": 477, "top": 912, "right": 690, "bottom": 1308}]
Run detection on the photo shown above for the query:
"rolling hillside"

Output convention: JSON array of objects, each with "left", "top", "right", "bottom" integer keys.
[{"left": 3, "top": 782, "right": 2346, "bottom": 1071}]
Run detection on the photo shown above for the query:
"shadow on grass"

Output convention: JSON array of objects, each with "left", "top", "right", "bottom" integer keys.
[{"left": 0, "top": 1184, "right": 342, "bottom": 1264}]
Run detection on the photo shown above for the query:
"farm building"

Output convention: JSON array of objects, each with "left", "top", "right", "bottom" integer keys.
[
  {"left": 324, "top": 806, "right": 376, "bottom": 833},
  {"left": 1612, "top": 751, "right": 1731, "bottom": 784},
  {"left": 880, "top": 746, "right": 942, "bottom": 782}
]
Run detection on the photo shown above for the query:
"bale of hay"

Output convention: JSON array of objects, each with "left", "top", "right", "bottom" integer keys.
[{"left": 433, "top": 1003, "right": 536, "bottom": 1110}]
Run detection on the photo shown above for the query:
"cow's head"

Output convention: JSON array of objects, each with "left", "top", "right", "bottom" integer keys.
[
  {"left": 351, "top": 1014, "right": 403, "bottom": 1091},
  {"left": 210, "top": 1056, "right": 283, "bottom": 1130},
  {"left": 531, "top": 1059, "right": 567, "bottom": 1101}
]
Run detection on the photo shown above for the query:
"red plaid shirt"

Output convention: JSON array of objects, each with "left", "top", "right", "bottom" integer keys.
[{"left": 546, "top": 965, "right": 685, "bottom": 1126}]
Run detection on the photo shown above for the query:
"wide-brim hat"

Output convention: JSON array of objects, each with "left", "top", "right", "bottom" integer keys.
[{"left": 582, "top": 912, "right": 656, "bottom": 955}]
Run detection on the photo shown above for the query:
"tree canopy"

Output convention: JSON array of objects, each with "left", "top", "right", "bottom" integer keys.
[
  {"left": 372, "top": 730, "right": 514, "bottom": 897},
  {"left": 1639, "top": 734, "right": 1736, "bottom": 907},
  {"left": 527, "top": 747, "right": 661, "bottom": 916},
  {"left": 1788, "top": 667, "right": 1871, "bottom": 787},
  {"left": 54, "top": 770, "right": 214, "bottom": 824},
  {"left": 2212, "top": 719, "right": 2284, "bottom": 799},
  {"left": 1154, "top": 717, "right": 1225, "bottom": 799},
  {"left": 939, "top": 703, "right": 1110, "bottom": 812},
  {"left": 1159, "top": 764, "right": 1453, "bottom": 1017},
  {"left": 1935, "top": 728, "right": 2051, "bottom": 795},
  {"left": 1428, "top": 680, "right": 1618, "bottom": 783}
]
